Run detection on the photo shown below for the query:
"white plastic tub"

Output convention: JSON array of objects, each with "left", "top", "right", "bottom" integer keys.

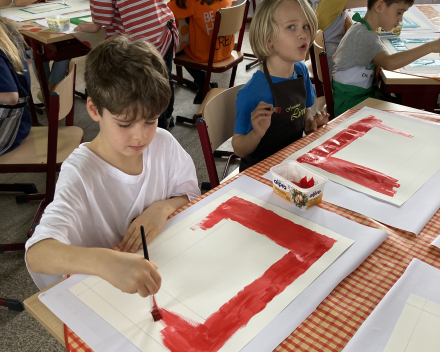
[
  {"left": 270, "top": 161, "right": 328, "bottom": 210},
  {"left": 46, "top": 16, "right": 70, "bottom": 32}
]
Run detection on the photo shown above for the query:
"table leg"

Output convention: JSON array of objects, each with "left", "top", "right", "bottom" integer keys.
[{"left": 29, "top": 38, "right": 51, "bottom": 110}]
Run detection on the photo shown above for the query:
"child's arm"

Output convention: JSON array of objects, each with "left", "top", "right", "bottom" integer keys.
[
  {"left": 231, "top": 101, "right": 273, "bottom": 158},
  {"left": 0, "top": 92, "right": 19, "bottom": 105},
  {"left": 75, "top": 0, "right": 111, "bottom": 33},
  {"left": 74, "top": 23, "right": 102, "bottom": 33},
  {"left": 305, "top": 108, "right": 329, "bottom": 135},
  {"left": 120, "top": 195, "right": 190, "bottom": 253},
  {"left": 26, "top": 239, "right": 161, "bottom": 296},
  {"left": 373, "top": 39, "right": 440, "bottom": 71}
]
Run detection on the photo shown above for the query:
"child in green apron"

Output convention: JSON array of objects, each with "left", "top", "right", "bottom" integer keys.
[
  {"left": 232, "top": 0, "right": 329, "bottom": 171},
  {"left": 332, "top": 0, "right": 440, "bottom": 117}
]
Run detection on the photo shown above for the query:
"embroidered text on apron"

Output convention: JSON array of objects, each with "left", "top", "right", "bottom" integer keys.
[{"left": 240, "top": 62, "right": 307, "bottom": 171}]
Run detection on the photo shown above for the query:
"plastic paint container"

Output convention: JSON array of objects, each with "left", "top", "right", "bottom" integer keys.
[
  {"left": 270, "top": 161, "right": 328, "bottom": 210},
  {"left": 46, "top": 16, "right": 70, "bottom": 32},
  {"left": 377, "top": 24, "right": 403, "bottom": 37}
]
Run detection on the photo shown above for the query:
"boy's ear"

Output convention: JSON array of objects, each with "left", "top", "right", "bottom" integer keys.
[
  {"left": 86, "top": 97, "right": 101, "bottom": 122},
  {"left": 374, "top": 0, "right": 385, "bottom": 13}
]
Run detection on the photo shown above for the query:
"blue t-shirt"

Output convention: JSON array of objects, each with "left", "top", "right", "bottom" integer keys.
[
  {"left": 234, "top": 62, "right": 315, "bottom": 135},
  {"left": 0, "top": 43, "right": 31, "bottom": 153}
]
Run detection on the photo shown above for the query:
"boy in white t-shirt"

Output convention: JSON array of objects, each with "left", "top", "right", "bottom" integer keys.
[{"left": 25, "top": 37, "right": 201, "bottom": 294}]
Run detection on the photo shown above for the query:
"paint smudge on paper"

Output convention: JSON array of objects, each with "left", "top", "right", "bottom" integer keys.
[
  {"left": 297, "top": 116, "right": 413, "bottom": 197},
  {"left": 160, "top": 196, "right": 336, "bottom": 352}
]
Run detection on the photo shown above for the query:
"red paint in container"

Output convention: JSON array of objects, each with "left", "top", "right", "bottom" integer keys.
[{"left": 292, "top": 176, "right": 315, "bottom": 189}]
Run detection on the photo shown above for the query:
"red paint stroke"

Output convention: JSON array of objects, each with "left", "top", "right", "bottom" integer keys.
[
  {"left": 297, "top": 115, "right": 413, "bottom": 196},
  {"left": 160, "top": 196, "right": 336, "bottom": 352},
  {"left": 292, "top": 176, "right": 315, "bottom": 189}
]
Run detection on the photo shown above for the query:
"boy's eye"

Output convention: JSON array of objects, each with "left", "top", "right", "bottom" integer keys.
[
  {"left": 303, "top": 25, "right": 309, "bottom": 30},
  {"left": 118, "top": 123, "right": 131, "bottom": 128},
  {"left": 288, "top": 25, "right": 295, "bottom": 30}
]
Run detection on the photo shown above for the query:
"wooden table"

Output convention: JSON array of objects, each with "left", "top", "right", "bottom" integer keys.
[
  {"left": 348, "top": 5, "right": 440, "bottom": 113},
  {"left": 24, "top": 98, "right": 440, "bottom": 352}
]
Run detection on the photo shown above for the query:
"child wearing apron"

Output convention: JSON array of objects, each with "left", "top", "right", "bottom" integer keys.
[
  {"left": 233, "top": 0, "right": 329, "bottom": 171},
  {"left": 0, "top": 17, "right": 31, "bottom": 155}
]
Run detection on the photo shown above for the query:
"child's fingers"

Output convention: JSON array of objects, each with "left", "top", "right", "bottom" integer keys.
[
  {"left": 150, "top": 267, "right": 162, "bottom": 292},
  {"left": 120, "top": 225, "right": 135, "bottom": 251},
  {"left": 137, "top": 284, "right": 151, "bottom": 298},
  {"left": 128, "top": 233, "right": 144, "bottom": 254},
  {"left": 144, "top": 278, "right": 159, "bottom": 296},
  {"left": 122, "top": 230, "right": 139, "bottom": 253}
]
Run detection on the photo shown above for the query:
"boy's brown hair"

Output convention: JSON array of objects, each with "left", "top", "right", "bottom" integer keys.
[
  {"left": 85, "top": 36, "right": 170, "bottom": 122},
  {"left": 367, "top": 0, "right": 414, "bottom": 9}
]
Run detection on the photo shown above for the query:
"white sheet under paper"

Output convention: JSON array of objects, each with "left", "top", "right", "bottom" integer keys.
[
  {"left": 381, "top": 31, "right": 440, "bottom": 74},
  {"left": 431, "top": 235, "right": 440, "bottom": 249},
  {"left": 34, "top": 19, "right": 78, "bottom": 34},
  {"left": 67, "top": 190, "right": 354, "bottom": 352},
  {"left": 287, "top": 107, "right": 440, "bottom": 206},
  {"left": 342, "top": 259, "right": 440, "bottom": 352},
  {"left": 1, "top": 0, "right": 89, "bottom": 21},
  {"left": 383, "top": 294, "right": 440, "bottom": 352},
  {"left": 38, "top": 176, "right": 388, "bottom": 352},
  {"left": 262, "top": 168, "right": 440, "bottom": 235}
]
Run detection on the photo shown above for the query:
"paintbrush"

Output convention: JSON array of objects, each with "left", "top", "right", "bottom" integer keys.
[
  {"left": 140, "top": 225, "right": 163, "bottom": 322},
  {"left": 269, "top": 106, "right": 281, "bottom": 114}
]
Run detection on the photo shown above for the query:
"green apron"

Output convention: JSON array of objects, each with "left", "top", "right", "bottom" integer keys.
[{"left": 332, "top": 13, "right": 381, "bottom": 117}]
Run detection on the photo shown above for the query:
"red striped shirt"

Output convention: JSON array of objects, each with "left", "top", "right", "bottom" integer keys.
[{"left": 90, "top": 0, "right": 179, "bottom": 57}]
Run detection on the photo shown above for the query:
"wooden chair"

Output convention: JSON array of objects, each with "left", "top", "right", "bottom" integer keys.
[
  {"left": 310, "top": 30, "right": 334, "bottom": 119},
  {"left": 0, "top": 61, "right": 83, "bottom": 245},
  {"left": 175, "top": 0, "right": 250, "bottom": 125},
  {"left": 197, "top": 84, "right": 243, "bottom": 190}
]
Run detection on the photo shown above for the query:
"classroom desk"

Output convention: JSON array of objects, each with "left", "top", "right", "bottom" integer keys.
[
  {"left": 24, "top": 98, "right": 440, "bottom": 352},
  {"left": 348, "top": 5, "right": 440, "bottom": 113}
]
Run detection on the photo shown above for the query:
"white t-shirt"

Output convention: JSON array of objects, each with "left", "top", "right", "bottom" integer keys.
[{"left": 25, "top": 128, "right": 201, "bottom": 289}]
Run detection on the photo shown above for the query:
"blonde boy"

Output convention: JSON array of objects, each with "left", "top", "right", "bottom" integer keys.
[
  {"left": 25, "top": 37, "right": 200, "bottom": 295},
  {"left": 332, "top": 0, "right": 440, "bottom": 116}
]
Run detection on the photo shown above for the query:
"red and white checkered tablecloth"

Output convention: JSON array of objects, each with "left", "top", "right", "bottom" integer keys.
[{"left": 65, "top": 108, "right": 440, "bottom": 352}]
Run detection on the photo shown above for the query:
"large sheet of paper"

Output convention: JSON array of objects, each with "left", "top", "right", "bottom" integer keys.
[
  {"left": 350, "top": 6, "right": 438, "bottom": 32},
  {"left": 1, "top": 0, "right": 90, "bottom": 21},
  {"left": 383, "top": 294, "right": 440, "bottom": 352},
  {"left": 286, "top": 107, "right": 440, "bottom": 206},
  {"left": 381, "top": 32, "right": 440, "bottom": 74},
  {"left": 342, "top": 259, "right": 440, "bottom": 352},
  {"left": 39, "top": 176, "right": 388, "bottom": 352}
]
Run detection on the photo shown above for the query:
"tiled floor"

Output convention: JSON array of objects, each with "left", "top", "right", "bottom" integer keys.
[{"left": 0, "top": 28, "right": 259, "bottom": 351}]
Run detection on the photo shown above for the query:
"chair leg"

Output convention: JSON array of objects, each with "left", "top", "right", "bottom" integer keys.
[
  {"left": 28, "top": 199, "right": 47, "bottom": 238},
  {"left": 0, "top": 243, "right": 26, "bottom": 253},
  {"left": 202, "top": 69, "right": 212, "bottom": 100},
  {"left": 0, "top": 183, "right": 38, "bottom": 194},
  {"left": 0, "top": 298, "right": 24, "bottom": 312},
  {"left": 229, "top": 66, "right": 238, "bottom": 88}
]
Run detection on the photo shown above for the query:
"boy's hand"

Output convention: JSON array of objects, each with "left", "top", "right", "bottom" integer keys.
[
  {"left": 251, "top": 102, "right": 273, "bottom": 138},
  {"left": 120, "top": 202, "right": 168, "bottom": 253},
  {"left": 74, "top": 23, "right": 102, "bottom": 33},
  {"left": 100, "top": 251, "right": 161, "bottom": 297},
  {"left": 305, "top": 110, "right": 329, "bottom": 134},
  {"left": 430, "top": 38, "right": 440, "bottom": 53}
]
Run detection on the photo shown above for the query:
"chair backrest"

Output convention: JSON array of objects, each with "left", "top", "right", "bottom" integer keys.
[
  {"left": 53, "top": 61, "right": 76, "bottom": 121},
  {"left": 203, "top": 84, "right": 243, "bottom": 151},
  {"left": 313, "top": 30, "right": 325, "bottom": 83},
  {"left": 218, "top": 0, "right": 248, "bottom": 37}
]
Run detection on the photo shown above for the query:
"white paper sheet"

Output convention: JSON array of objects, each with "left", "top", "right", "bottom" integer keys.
[
  {"left": 342, "top": 259, "right": 440, "bottom": 352},
  {"left": 433, "top": 6, "right": 440, "bottom": 15},
  {"left": 431, "top": 235, "right": 440, "bottom": 249},
  {"left": 286, "top": 107, "right": 440, "bottom": 206},
  {"left": 1, "top": 0, "right": 90, "bottom": 21},
  {"left": 381, "top": 32, "right": 440, "bottom": 74},
  {"left": 383, "top": 294, "right": 440, "bottom": 352},
  {"left": 39, "top": 176, "right": 388, "bottom": 352}
]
